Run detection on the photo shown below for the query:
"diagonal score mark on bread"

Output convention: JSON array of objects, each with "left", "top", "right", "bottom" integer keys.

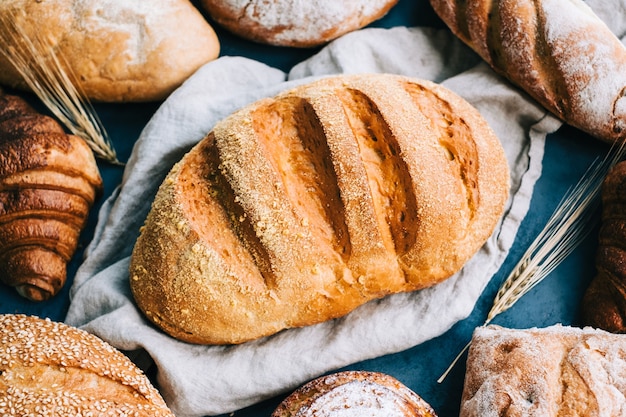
[{"left": 129, "top": 74, "right": 510, "bottom": 345}]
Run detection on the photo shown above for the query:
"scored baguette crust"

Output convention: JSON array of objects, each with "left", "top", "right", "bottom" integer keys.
[
  {"left": 271, "top": 371, "right": 438, "bottom": 416},
  {"left": 429, "top": 0, "right": 626, "bottom": 143},
  {"left": 200, "top": 0, "right": 399, "bottom": 47},
  {"left": 0, "top": 0, "right": 220, "bottom": 102},
  {"left": 130, "top": 73, "right": 510, "bottom": 345},
  {"left": 0, "top": 314, "right": 175, "bottom": 416},
  {"left": 460, "top": 325, "right": 626, "bottom": 416}
]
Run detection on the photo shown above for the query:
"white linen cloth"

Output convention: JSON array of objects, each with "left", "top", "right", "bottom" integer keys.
[{"left": 64, "top": 23, "right": 573, "bottom": 417}]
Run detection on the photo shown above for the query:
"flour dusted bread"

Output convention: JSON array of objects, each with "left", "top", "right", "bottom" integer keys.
[
  {"left": 460, "top": 325, "right": 626, "bottom": 416},
  {"left": 130, "top": 73, "right": 510, "bottom": 345},
  {"left": 200, "top": 0, "right": 399, "bottom": 47},
  {"left": 0, "top": 0, "right": 220, "bottom": 102},
  {"left": 0, "top": 314, "right": 175, "bottom": 416},
  {"left": 271, "top": 371, "right": 437, "bottom": 416},
  {"left": 429, "top": 0, "right": 626, "bottom": 143}
]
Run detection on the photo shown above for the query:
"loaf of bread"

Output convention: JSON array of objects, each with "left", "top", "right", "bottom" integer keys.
[
  {"left": 0, "top": 90, "right": 102, "bottom": 301},
  {"left": 581, "top": 160, "right": 626, "bottom": 332},
  {"left": 0, "top": 0, "right": 220, "bottom": 102},
  {"left": 130, "top": 73, "right": 510, "bottom": 345},
  {"left": 0, "top": 314, "right": 175, "bottom": 416},
  {"left": 460, "top": 325, "right": 626, "bottom": 416},
  {"left": 271, "top": 371, "right": 438, "bottom": 416},
  {"left": 428, "top": 0, "right": 626, "bottom": 144},
  {"left": 200, "top": 0, "right": 399, "bottom": 47}
]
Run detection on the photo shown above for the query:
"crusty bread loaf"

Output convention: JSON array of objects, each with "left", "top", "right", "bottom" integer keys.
[
  {"left": 460, "top": 325, "right": 626, "bottom": 416},
  {"left": 429, "top": 0, "right": 626, "bottom": 144},
  {"left": 200, "top": 0, "right": 399, "bottom": 47},
  {"left": 0, "top": 0, "right": 220, "bottom": 102},
  {"left": 581, "top": 160, "right": 626, "bottom": 332},
  {"left": 130, "top": 73, "right": 510, "bottom": 345},
  {"left": 0, "top": 91, "right": 102, "bottom": 301},
  {"left": 0, "top": 314, "right": 175, "bottom": 416},
  {"left": 271, "top": 371, "right": 438, "bottom": 416}
]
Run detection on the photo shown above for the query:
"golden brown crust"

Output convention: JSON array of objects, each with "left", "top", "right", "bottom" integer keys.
[
  {"left": 200, "top": 0, "right": 399, "bottom": 47},
  {"left": 130, "top": 73, "right": 510, "bottom": 345},
  {"left": 429, "top": 0, "right": 626, "bottom": 143},
  {"left": 0, "top": 314, "right": 175, "bottom": 416},
  {"left": 460, "top": 325, "right": 626, "bottom": 416},
  {"left": 581, "top": 160, "right": 626, "bottom": 332},
  {"left": 271, "top": 371, "right": 438, "bottom": 416},
  {"left": 0, "top": 0, "right": 220, "bottom": 102},
  {"left": 0, "top": 92, "right": 102, "bottom": 301}
]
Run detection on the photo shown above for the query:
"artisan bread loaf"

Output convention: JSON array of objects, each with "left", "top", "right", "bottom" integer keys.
[
  {"left": 0, "top": 314, "right": 175, "bottom": 416},
  {"left": 271, "top": 371, "right": 438, "bottom": 416},
  {"left": 200, "top": 0, "right": 399, "bottom": 47},
  {"left": 130, "top": 73, "right": 510, "bottom": 345},
  {"left": 0, "top": 0, "right": 220, "bottom": 102},
  {"left": 460, "top": 325, "right": 626, "bottom": 416},
  {"left": 429, "top": 0, "right": 626, "bottom": 143}
]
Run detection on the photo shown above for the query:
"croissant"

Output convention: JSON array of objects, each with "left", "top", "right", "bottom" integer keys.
[
  {"left": 0, "top": 90, "right": 102, "bottom": 301},
  {"left": 581, "top": 160, "right": 626, "bottom": 332}
]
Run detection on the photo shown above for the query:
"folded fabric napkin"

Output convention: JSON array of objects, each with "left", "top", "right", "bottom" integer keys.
[{"left": 65, "top": 24, "right": 565, "bottom": 417}]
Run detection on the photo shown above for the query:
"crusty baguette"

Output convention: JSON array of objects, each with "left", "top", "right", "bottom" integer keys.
[
  {"left": 0, "top": 91, "right": 102, "bottom": 301},
  {"left": 0, "top": 314, "right": 175, "bottom": 416},
  {"left": 129, "top": 73, "right": 510, "bottom": 345},
  {"left": 0, "top": 0, "right": 220, "bottom": 102},
  {"left": 271, "top": 371, "right": 438, "bottom": 416},
  {"left": 429, "top": 0, "right": 626, "bottom": 144},
  {"left": 200, "top": 0, "right": 399, "bottom": 47},
  {"left": 581, "top": 160, "right": 626, "bottom": 332},
  {"left": 460, "top": 325, "right": 626, "bottom": 416}
]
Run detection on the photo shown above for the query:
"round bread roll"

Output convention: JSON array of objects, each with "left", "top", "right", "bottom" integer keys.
[
  {"left": 130, "top": 73, "right": 510, "bottom": 345},
  {"left": 0, "top": 314, "right": 175, "bottom": 416},
  {"left": 200, "top": 0, "right": 399, "bottom": 47},
  {"left": 271, "top": 371, "right": 438, "bottom": 416},
  {"left": 0, "top": 0, "right": 220, "bottom": 102}
]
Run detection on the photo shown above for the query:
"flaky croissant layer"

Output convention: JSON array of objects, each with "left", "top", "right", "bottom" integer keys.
[{"left": 0, "top": 90, "right": 102, "bottom": 301}]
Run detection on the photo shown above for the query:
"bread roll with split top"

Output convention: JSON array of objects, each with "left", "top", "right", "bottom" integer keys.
[
  {"left": 129, "top": 73, "right": 510, "bottom": 345},
  {"left": 271, "top": 371, "right": 438, "bottom": 417}
]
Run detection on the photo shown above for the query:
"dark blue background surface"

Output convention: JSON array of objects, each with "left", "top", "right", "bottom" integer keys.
[{"left": 0, "top": 1, "right": 611, "bottom": 416}]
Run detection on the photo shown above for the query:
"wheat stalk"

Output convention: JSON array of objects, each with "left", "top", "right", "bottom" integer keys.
[
  {"left": 437, "top": 138, "right": 626, "bottom": 384},
  {"left": 0, "top": 10, "right": 121, "bottom": 165}
]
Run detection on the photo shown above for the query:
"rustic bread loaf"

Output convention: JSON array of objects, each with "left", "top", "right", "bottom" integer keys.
[
  {"left": 129, "top": 73, "right": 510, "bottom": 345},
  {"left": 200, "top": 0, "right": 399, "bottom": 47},
  {"left": 429, "top": 0, "right": 626, "bottom": 143},
  {"left": 460, "top": 325, "right": 626, "bottom": 416},
  {"left": 271, "top": 371, "right": 438, "bottom": 416},
  {"left": 0, "top": 0, "right": 220, "bottom": 102},
  {"left": 0, "top": 314, "right": 175, "bottom": 416},
  {"left": 0, "top": 90, "right": 102, "bottom": 301},
  {"left": 581, "top": 160, "right": 626, "bottom": 332}
]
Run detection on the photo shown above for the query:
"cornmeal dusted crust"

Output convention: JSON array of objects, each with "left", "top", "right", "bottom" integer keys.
[{"left": 130, "top": 73, "right": 510, "bottom": 345}]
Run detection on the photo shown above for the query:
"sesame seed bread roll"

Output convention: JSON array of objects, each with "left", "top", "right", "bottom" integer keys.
[
  {"left": 0, "top": 314, "right": 175, "bottom": 417},
  {"left": 271, "top": 371, "right": 438, "bottom": 416},
  {"left": 0, "top": 0, "right": 220, "bottom": 102},
  {"left": 129, "top": 73, "right": 510, "bottom": 345}
]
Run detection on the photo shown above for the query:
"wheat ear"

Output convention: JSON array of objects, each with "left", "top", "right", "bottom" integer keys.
[
  {"left": 0, "top": 10, "right": 121, "bottom": 165},
  {"left": 437, "top": 139, "right": 626, "bottom": 384}
]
